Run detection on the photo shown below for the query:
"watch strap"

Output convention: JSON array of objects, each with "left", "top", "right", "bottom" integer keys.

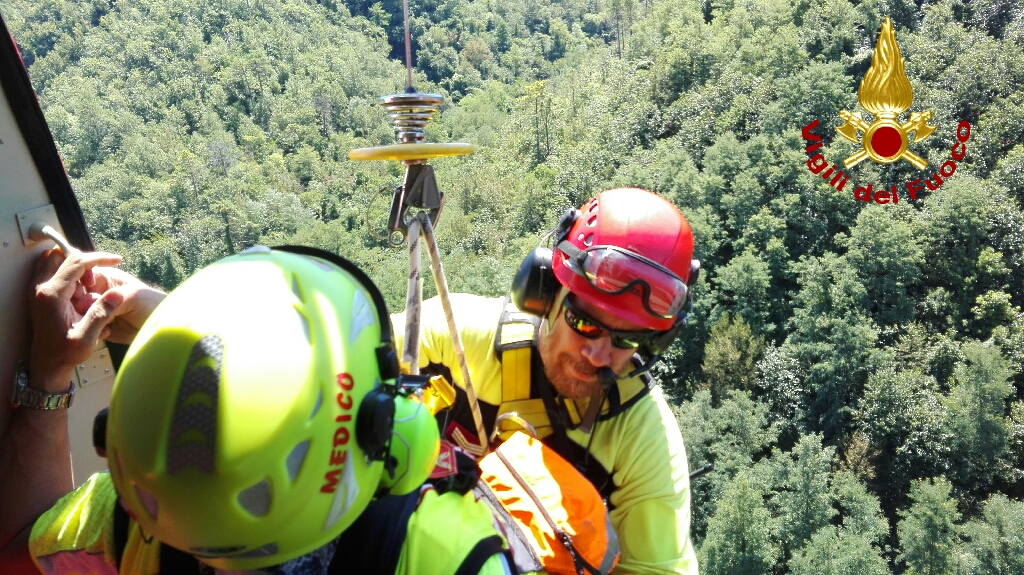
[{"left": 12, "top": 365, "right": 76, "bottom": 410}]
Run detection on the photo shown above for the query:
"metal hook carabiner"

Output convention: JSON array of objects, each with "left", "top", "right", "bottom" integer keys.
[
  {"left": 490, "top": 411, "right": 539, "bottom": 445},
  {"left": 385, "top": 163, "right": 444, "bottom": 245}
]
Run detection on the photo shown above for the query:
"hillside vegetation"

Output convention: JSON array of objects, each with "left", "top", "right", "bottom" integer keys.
[{"left": 4, "top": 0, "right": 1024, "bottom": 572}]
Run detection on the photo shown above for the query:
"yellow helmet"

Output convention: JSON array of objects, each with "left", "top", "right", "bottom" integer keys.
[{"left": 105, "top": 246, "right": 438, "bottom": 570}]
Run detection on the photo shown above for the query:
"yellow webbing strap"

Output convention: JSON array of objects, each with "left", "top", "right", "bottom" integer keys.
[
  {"left": 496, "top": 399, "right": 551, "bottom": 439},
  {"left": 495, "top": 298, "right": 540, "bottom": 404},
  {"left": 501, "top": 346, "right": 533, "bottom": 404},
  {"left": 495, "top": 298, "right": 548, "bottom": 441}
]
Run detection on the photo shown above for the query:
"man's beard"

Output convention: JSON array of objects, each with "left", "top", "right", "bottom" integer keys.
[{"left": 544, "top": 352, "right": 602, "bottom": 401}]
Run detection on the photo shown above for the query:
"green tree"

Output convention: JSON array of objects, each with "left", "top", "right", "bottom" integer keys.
[
  {"left": 992, "top": 311, "right": 1024, "bottom": 389},
  {"left": 842, "top": 205, "right": 924, "bottom": 328},
  {"left": 701, "top": 314, "right": 765, "bottom": 403},
  {"left": 854, "top": 365, "right": 952, "bottom": 518},
  {"left": 789, "top": 527, "right": 890, "bottom": 575},
  {"left": 698, "top": 471, "right": 780, "bottom": 575},
  {"left": 916, "top": 179, "right": 1019, "bottom": 334},
  {"left": 960, "top": 494, "right": 1024, "bottom": 574},
  {"left": 786, "top": 252, "right": 879, "bottom": 440},
  {"left": 756, "top": 345, "right": 805, "bottom": 448},
  {"left": 770, "top": 434, "right": 836, "bottom": 552},
  {"left": 898, "top": 477, "right": 962, "bottom": 575},
  {"left": 677, "top": 389, "right": 778, "bottom": 541},
  {"left": 831, "top": 470, "right": 889, "bottom": 544},
  {"left": 994, "top": 144, "right": 1024, "bottom": 203},
  {"left": 710, "top": 251, "right": 773, "bottom": 334},
  {"left": 944, "top": 342, "right": 1014, "bottom": 499}
]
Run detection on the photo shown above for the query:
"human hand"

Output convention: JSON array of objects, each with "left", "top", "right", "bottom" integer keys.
[
  {"left": 71, "top": 264, "right": 167, "bottom": 344},
  {"left": 29, "top": 249, "right": 165, "bottom": 391}
]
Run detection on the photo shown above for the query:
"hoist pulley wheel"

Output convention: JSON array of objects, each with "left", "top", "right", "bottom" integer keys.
[{"left": 349, "top": 142, "right": 476, "bottom": 161}]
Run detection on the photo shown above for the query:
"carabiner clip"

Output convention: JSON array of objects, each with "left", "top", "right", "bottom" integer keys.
[{"left": 386, "top": 163, "right": 444, "bottom": 245}]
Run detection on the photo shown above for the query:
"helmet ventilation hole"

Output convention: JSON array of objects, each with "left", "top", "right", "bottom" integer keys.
[
  {"left": 294, "top": 307, "right": 311, "bottom": 345},
  {"left": 587, "top": 214, "right": 597, "bottom": 226},
  {"left": 291, "top": 273, "right": 304, "bottom": 302},
  {"left": 349, "top": 289, "right": 375, "bottom": 345},
  {"left": 302, "top": 255, "right": 335, "bottom": 272},
  {"left": 286, "top": 440, "right": 311, "bottom": 482},
  {"left": 310, "top": 389, "right": 323, "bottom": 419},
  {"left": 235, "top": 542, "right": 280, "bottom": 558},
  {"left": 581, "top": 233, "right": 594, "bottom": 246},
  {"left": 134, "top": 484, "right": 159, "bottom": 520},
  {"left": 238, "top": 479, "right": 273, "bottom": 517}
]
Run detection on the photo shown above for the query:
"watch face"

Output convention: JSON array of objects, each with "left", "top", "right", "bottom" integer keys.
[{"left": 12, "top": 367, "right": 30, "bottom": 408}]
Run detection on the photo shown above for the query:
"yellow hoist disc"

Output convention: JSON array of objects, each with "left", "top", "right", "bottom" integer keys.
[{"left": 349, "top": 142, "right": 476, "bottom": 161}]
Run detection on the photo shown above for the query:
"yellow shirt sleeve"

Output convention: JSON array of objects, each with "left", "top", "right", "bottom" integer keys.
[
  {"left": 30, "top": 472, "right": 118, "bottom": 574},
  {"left": 391, "top": 294, "right": 507, "bottom": 406}
]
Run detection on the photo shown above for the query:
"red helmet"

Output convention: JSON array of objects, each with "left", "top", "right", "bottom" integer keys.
[{"left": 551, "top": 188, "right": 694, "bottom": 331}]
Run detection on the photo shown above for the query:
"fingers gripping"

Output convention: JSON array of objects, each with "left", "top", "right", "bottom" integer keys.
[
  {"left": 49, "top": 252, "right": 123, "bottom": 299},
  {"left": 29, "top": 249, "right": 129, "bottom": 380},
  {"left": 70, "top": 290, "right": 125, "bottom": 348}
]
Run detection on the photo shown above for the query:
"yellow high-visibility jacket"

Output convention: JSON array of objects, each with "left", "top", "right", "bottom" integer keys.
[
  {"left": 29, "top": 472, "right": 511, "bottom": 575},
  {"left": 392, "top": 294, "right": 699, "bottom": 575}
]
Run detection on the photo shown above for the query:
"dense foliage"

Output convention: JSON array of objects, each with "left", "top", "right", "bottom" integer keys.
[{"left": 4, "top": 0, "right": 1024, "bottom": 572}]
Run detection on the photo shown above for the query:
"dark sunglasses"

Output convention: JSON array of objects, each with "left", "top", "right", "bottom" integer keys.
[{"left": 562, "top": 296, "right": 661, "bottom": 350}]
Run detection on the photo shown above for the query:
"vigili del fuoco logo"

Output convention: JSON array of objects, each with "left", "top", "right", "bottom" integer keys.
[{"left": 801, "top": 17, "right": 971, "bottom": 204}]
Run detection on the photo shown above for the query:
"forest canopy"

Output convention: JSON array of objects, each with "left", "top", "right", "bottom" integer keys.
[{"left": 3, "top": 0, "right": 1024, "bottom": 572}]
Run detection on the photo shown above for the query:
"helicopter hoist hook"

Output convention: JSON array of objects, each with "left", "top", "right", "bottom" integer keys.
[
  {"left": 350, "top": 92, "right": 475, "bottom": 245},
  {"left": 348, "top": 0, "right": 490, "bottom": 453},
  {"left": 349, "top": 0, "right": 475, "bottom": 246}
]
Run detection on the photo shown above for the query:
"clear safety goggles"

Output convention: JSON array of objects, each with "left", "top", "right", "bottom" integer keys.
[{"left": 558, "top": 241, "right": 688, "bottom": 319}]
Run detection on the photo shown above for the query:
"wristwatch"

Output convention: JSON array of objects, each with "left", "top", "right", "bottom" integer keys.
[{"left": 12, "top": 365, "right": 75, "bottom": 409}]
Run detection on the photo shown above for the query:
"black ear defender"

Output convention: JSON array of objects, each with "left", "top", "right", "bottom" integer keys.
[
  {"left": 511, "top": 207, "right": 579, "bottom": 317},
  {"left": 511, "top": 246, "right": 557, "bottom": 316},
  {"left": 375, "top": 345, "right": 400, "bottom": 382},
  {"left": 356, "top": 387, "right": 396, "bottom": 467}
]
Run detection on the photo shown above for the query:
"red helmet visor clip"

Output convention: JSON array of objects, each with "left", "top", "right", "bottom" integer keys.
[{"left": 557, "top": 240, "right": 688, "bottom": 319}]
